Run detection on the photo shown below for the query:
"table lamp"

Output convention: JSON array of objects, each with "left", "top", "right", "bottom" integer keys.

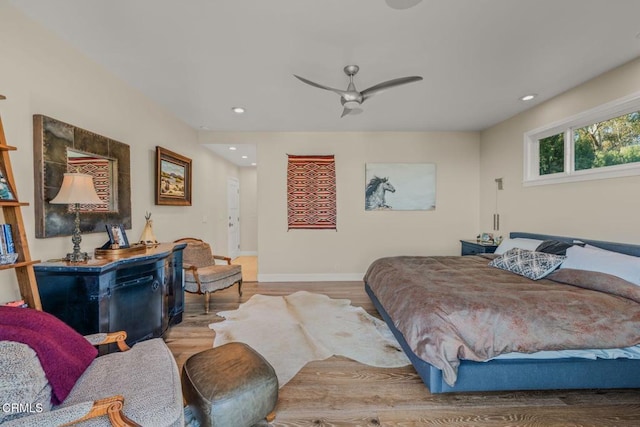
[{"left": 50, "top": 173, "right": 102, "bottom": 262}]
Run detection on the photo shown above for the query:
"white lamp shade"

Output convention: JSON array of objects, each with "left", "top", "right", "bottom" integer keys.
[{"left": 50, "top": 173, "right": 103, "bottom": 205}]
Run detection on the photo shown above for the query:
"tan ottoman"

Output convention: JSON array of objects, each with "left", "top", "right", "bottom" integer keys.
[{"left": 182, "top": 342, "right": 278, "bottom": 427}]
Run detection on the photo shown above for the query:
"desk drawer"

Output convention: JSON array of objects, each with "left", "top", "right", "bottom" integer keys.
[{"left": 460, "top": 241, "right": 498, "bottom": 256}]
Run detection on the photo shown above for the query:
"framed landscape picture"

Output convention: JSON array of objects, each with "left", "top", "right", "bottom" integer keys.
[
  {"left": 365, "top": 163, "right": 436, "bottom": 211},
  {"left": 155, "top": 146, "right": 192, "bottom": 206}
]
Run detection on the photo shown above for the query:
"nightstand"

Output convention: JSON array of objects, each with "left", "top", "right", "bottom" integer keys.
[{"left": 460, "top": 240, "right": 499, "bottom": 256}]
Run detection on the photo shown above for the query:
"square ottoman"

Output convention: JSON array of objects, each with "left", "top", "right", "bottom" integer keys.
[{"left": 182, "top": 342, "right": 278, "bottom": 427}]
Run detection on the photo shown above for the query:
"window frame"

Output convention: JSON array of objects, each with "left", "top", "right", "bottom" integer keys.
[{"left": 523, "top": 91, "right": 640, "bottom": 186}]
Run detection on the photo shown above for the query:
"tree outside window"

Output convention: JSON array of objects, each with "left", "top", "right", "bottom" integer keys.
[
  {"left": 539, "top": 132, "right": 564, "bottom": 175},
  {"left": 573, "top": 111, "right": 640, "bottom": 170}
]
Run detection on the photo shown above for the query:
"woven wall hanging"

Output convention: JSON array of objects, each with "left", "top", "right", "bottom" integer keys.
[{"left": 287, "top": 154, "right": 337, "bottom": 230}]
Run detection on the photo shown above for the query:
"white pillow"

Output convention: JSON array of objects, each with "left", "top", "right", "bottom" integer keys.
[
  {"left": 584, "top": 244, "right": 608, "bottom": 251},
  {"left": 560, "top": 245, "right": 640, "bottom": 286},
  {"left": 493, "top": 238, "right": 544, "bottom": 255}
]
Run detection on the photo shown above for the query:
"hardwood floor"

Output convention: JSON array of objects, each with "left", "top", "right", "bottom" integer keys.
[
  {"left": 232, "top": 256, "right": 257, "bottom": 282},
  {"left": 165, "top": 282, "right": 640, "bottom": 427}
]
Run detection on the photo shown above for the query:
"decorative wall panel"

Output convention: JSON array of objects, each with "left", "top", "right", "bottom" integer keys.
[{"left": 287, "top": 154, "right": 336, "bottom": 230}]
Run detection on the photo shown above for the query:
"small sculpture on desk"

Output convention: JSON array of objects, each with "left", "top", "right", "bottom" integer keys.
[{"left": 139, "top": 212, "right": 159, "bottom": 247}]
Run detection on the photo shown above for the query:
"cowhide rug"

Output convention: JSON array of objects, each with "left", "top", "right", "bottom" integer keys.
[{"left": 209, "top": 291, "right": 410, "bottom": 387}]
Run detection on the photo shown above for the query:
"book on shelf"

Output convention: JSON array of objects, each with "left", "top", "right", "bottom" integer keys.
[
  {"left": 0, "top": 225, "right": 5, "bottom": 255},
  {"left": 0, "top": 223, "right": 14, "bottom": 254},
  {"left": 3, "top": 299, "right": 27, "bottom": 308},
  {"left": 3, "top": 223, "right": 14, "bottom": 253}
]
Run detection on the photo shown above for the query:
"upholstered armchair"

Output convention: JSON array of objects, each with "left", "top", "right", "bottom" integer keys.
[
  {"left": 175, "top": 237, "right": 243, "bottom": 313},
  {"left": 0, "top": 327, "right": 183, "bottom": 427}
]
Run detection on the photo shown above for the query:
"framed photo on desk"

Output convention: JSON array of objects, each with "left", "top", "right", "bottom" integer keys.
[
  {"left": 480, "top": 232, "right": 494, "bottom": 243},
  {"left": 106, "top": 224, "right": 130, "bottom": 248}
]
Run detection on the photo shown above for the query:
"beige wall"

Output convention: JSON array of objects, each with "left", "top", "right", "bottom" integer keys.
[
  {"left": 0, "top": 1, "right": 485, "bottom": 295},
  {"left": 0, "top": 3, "right": 238, "bottom": 303},
  {"left": 203, "top": 132, "right": 480, "bottom": 280},
  {"left": 8, "top": 0, "right": 635, "bottom": 293},
  {"left": 480, "top": 57, "right": 640, "bottom": 244},
  {"left": 239, "top": 167, "right": 258, "bottom": 254}
]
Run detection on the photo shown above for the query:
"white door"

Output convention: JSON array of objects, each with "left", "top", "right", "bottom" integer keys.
[{"left": 227, "top": 178, "right": 240, "bottom": 260}]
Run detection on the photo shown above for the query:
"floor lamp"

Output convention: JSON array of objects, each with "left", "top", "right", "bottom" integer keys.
[{"left": 50, "top": 173, "right": 102, "bottom": 262}]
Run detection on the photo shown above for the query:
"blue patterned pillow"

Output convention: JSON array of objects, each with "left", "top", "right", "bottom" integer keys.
[{"left": 489, "top": 248, "right": 565, "bottom": 280}]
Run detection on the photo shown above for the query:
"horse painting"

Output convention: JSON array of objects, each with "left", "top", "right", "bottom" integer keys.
[{"left": 365, "top": 176, "right": 395, "bottom": 210}]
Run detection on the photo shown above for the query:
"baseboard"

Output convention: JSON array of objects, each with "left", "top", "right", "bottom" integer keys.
[
  {"left": 238, "top": 251, "right": 258, "bottom": 256},
  {"left": 257, "top": 273, "right": 365, "bottom": 282}
]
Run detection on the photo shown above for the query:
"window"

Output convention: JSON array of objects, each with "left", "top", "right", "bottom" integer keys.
[
  {"left": 539, "top": 132, "right": 564, "bottom": 175},
  {"left": 524, "top": 92, "right": 640, "bottom": 186}
]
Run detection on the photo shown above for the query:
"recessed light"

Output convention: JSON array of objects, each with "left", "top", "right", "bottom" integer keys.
[
  {"left": 231, "top": 107, "right": 245, "bottom": 114},
  {"left": 241, "top": 155, "right": 248, "bottom": 159},
  {"left": 520, "top": 94, "right": 537, "bottom": 101},
  {"left": 229, "top": 146, "right": 237, "bottom": 151},
  {"left": 251, "top": 162, "right": 257, "bottom": 166},
  {"left": 199, "top": 125, "right": 210, "bottom": 130}
]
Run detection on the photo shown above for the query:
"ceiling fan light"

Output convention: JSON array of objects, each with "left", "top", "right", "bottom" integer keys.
[
  {"left": 343, "top": 101, "right": 360, "bottom": 109},
  {"left": 386, "top": 0, "right": 422, "bottom": 10}
]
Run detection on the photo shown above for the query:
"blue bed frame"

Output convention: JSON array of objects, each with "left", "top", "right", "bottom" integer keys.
[{"left": 365, "top": 232, "right": 640, "bottom": 393}]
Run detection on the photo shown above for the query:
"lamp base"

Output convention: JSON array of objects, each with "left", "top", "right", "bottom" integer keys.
[
  {"left": 65, "top": 204, "right": 90, "bottom": 263},
  {"left": 64, "top": 251, "right": 91, "bottom": 263}
]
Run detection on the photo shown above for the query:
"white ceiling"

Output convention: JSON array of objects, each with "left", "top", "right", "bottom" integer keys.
[
  {"left": 204, "top": 143, "right": 257, "bottom": 169},
  {"left": 10, "top": 0, "right": 640, "bottom": 164}
]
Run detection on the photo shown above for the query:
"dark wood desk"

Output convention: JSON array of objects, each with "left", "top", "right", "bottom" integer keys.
[{"left": 34, "top": 243, "right": 185, "bottom": 352}]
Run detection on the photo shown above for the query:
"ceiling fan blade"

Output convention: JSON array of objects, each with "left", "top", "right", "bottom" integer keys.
[
  {"left": 294, "top": 75, "right": 347, "bottom": 97},
  {"left": 361, "top": 76, "right": 423, "bottom": 100},
  {"left": 341, "top": 107, "right": 364, "bottom": 118}
]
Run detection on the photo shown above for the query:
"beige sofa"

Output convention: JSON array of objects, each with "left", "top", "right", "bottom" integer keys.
[{"left": 0, "top": 332, "right": 183, "bottom": 426}]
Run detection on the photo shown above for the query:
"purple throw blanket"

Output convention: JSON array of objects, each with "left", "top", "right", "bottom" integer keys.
[{"left": 0, "top": 306, "right": 98, "bottom": 404}]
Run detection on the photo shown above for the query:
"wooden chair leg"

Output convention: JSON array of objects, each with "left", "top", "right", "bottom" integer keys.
[
  {"left": 237, "top": 279, "right": 243, "bottom": 297},
  {"left": 62, "top": 395, "right": 141, "bottom": 427},
  {"left": 204, "top": 291, "right": 210, "bottom": 314},
  {"left": 266, "top": 411, "right": 276, "bottom": 422}
]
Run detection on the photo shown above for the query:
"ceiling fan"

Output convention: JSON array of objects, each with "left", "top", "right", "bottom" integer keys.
[{"left": 294, "top": 65, "right": 423, "bottom": 118}]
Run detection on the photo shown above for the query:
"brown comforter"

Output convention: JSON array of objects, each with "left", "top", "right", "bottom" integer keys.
[{"left": 364, "top": 255, "right": 640, "bottom": 386}]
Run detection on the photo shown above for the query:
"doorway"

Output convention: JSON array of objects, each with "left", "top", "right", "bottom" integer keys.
[{"left": 227, "top": 177, "right": 240, "bottom": 259}]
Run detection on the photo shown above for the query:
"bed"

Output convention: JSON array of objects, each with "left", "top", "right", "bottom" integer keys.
[{"left": 364, "top": 232, "right": 640, "bottom": 393}]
